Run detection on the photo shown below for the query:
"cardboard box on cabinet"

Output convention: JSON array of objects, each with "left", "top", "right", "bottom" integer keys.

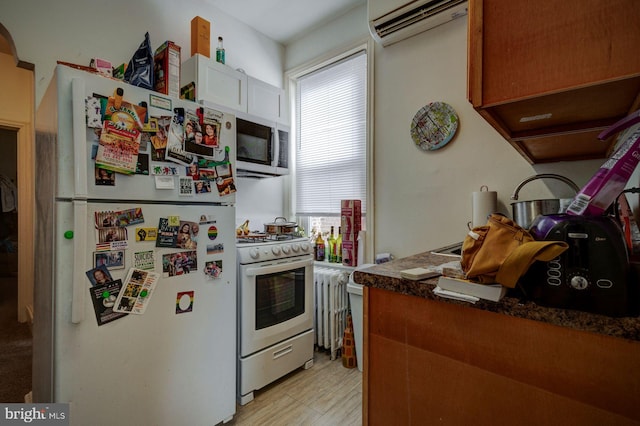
[
  {"left": 154, "top": 41, "right": 181, "bottom": 98},
  {"left": 190, "top": 16, "right": 210, "bottom": 58}
]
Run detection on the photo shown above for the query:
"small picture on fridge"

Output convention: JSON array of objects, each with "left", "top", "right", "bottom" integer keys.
[
  {"left": 194, "top": 180, "right": 212, "bottom": 194},
  {"left": 204, "top": 260, "right": 223, "bottom": 278},
  {"left": 186, "top": 163, "right": 199, "bottom": 180},
  {"left": 142, "top": 117, "right": 158, "bottom": 133},
  {"left": 215, "top": 177, "right": 236, "bottom": 197},
  {"left": 177, "top": 221, "right": 199, "bottom": 249},
  {"left": 138, "top": 131, "right": 150, "bottom": 152},
  {"left": 150, "top": 116, "right": 171, "bottom": 161},
  {"left": 206, "top": 243, "right": 224, "bottom": 255},
  {"left": 179, "top": 177, "right": 194, "bottom": 196},
  {"left": 135, "top": 153, "right": 150, "bottom": 175},
  {"left": 202, "top": 121, "right": 220, "bottom": 148},
  {"left": 198, "top": 168, "right": 216, "bottom": 181},
  {"left": 86, "top": 265, "right": 113, "bottom": 287},
  {"left": 94, "top": 250, "right": 125, "bottom": 270},
  {"left": 162, "top": 251, "right": 197, "bottom": 277},
  {"left": 98, "top": 227, "right": 127, "bottom": 243},
  {"left": 95, "top": 167, "right": 115, "bottom": 186},
  {"left": 202, "top": 107, "right": 222, "bottom": 147}
]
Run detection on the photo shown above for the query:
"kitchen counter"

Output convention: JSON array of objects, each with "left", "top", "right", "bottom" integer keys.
[
  {"left": 353, "top": 251, "right": 640, "bottom": 341},
  {"left": 357, "top": 251, "right": 640, "bottom": 425}
]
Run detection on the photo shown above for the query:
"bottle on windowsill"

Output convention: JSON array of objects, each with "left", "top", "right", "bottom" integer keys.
[
  {"left": 327, "top": 226, "right": 336, "bottom": 262},
  {"left": 336, "top": 226, "right": 343, "bottom": 263},
  {"left": 314, "top": 231, "right": 325, "bottom": 262}
]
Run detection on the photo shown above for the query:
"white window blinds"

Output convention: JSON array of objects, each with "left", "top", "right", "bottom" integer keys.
[{"left": 295, "top": 50, "right": 367, "bottom": 216}]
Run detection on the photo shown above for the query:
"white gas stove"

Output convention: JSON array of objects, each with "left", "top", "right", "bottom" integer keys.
[{"left": 235, "top": 235, "right": 315, "bottom": 404}]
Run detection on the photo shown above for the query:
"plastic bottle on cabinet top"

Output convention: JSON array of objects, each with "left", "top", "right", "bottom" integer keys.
[{"left": 216, "top": 36, "right": 225, "bottom": 64}]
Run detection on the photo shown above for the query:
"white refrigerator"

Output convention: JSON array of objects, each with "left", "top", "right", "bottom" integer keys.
[{"left": 33, "top": 64, "right": 237, "bottom": 426}]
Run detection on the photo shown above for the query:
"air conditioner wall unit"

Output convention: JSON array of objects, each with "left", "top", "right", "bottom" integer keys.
[{"left": 368, "top": 0, "right": 468, "bottom": 47}]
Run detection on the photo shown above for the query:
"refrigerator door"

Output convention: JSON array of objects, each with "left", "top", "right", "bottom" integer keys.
[
  {"left": 51, "top": 65, "right": 236, "bottom": 204},
  {"left": 52, "top": 200, "right": 236, "bottom": 425}
]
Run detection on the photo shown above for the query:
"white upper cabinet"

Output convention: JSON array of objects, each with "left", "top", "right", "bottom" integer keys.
[
  {"left": 181, "top": 54, "right": 288, "bottom": 124},
  {"left": 247, "top": 76, "right": 287, "bottom": 124},
  {"left": 181, "top": 54, "right": 247, "bottom": 112}
]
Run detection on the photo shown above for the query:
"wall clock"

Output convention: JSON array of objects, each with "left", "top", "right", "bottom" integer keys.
[{"left": 410, "top": 102, "right": 459, "bottom": 151}]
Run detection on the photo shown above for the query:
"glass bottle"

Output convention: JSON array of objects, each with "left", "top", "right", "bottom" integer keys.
[
  {"left": 336, "top": 226, "right": 343, "bottom": 263},
  {"left": 216, "top": 36, "right": 225, "bottom": 64},
  {"left": 314, "top": 231, "right": 325, "bottom": 261},
  {"left": 327, "top": 226, "right": 336, "bottom": 262}
]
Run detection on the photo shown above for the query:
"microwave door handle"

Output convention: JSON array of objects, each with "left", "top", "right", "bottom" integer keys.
[
  {"left": 271, "top": 127, "right": 276, "bottom": 167},
  {"left": 245, "top": 258, "right": 313, "bottom": 277}
]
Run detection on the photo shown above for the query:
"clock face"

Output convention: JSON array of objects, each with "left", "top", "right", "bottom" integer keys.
[{"left": 410, "top": 102, "right": 459, "bottom": 151}]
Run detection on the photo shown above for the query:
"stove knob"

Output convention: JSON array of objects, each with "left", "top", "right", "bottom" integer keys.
[
  {"left": 300, "top": 242, "right": 310, "bottom": 252},
  {"left": 272, "top": 246, "right": 281, "bottom": 255},
  {"left": 291, "top": 243, "right": 300, "bottom": 252},
  {"left": 249, "top": 248, "right": 260, "bottom": 259},
  {"left": 570, "top": 275, "right": 589, "bottom": 290},
  {"left": 282, "top": 244, "right": 291, "bottom": 254}
]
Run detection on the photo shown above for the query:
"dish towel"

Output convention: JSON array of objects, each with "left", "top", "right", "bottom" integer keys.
[{"left": 496, "top": 241, "right": 569, "bottom": 288}]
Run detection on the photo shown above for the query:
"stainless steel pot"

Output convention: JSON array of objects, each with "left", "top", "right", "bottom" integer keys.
[
  {"left": 264, "top": 217, "right": 297, "bottom": 235},
  {"left": 510, "top": 174, "right": 580, "bottom": 229}
]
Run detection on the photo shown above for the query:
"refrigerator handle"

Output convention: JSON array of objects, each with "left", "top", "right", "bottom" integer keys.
[
  {"left": 71, "top": 78, "right": 88, "bottom": 198},
  {"left": 71, "top": 200, "right": 88, "bottom": 324}
]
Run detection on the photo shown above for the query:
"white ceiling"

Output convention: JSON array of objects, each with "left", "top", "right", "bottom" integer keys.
[{"left": 207, "top": 0, "right": 366, "bottom": 45}]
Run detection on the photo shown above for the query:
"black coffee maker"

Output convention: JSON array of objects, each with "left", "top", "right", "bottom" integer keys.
[{"left": 521, "top": 214, "right": 638, "bottom": 317}]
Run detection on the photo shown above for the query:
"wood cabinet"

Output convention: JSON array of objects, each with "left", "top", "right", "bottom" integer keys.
[
  {"left": 363, "top": 286, "right": 640, "bottom": 425},
  {"left": 467, "top": 0, "right": 640, "bottom": 164}
]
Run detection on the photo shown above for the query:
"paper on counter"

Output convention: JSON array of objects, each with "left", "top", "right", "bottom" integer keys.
[{"left": 433, "top": 286, "right": 479, "bottom": 304}]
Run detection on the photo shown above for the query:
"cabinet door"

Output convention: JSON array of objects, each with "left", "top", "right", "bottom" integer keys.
[
  {"left": 247, "top": 77, "right": 287, "bottom": 123},
  {"left": 181, "top": 54, "right": 247, "bottom": 112},
  {"left": 467, "top": 0, "right": 640, "bottom": 164}
]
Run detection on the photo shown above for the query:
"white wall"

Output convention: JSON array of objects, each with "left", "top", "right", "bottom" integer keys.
[
  {"left": 235, "top": 175, "right": 289, "bottom": 231},
  {"left": 372, "top": 19, "right": 604, "bottom": 258},
  {"left": 285, "top": 4, "right": 368, "bottom": 70},
  {"left": 0, "top": 0, "right": 285, "bottom": 107}
]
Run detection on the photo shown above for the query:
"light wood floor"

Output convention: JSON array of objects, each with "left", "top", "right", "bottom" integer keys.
[{"left": 228, "top": 350, "right": 362, "bottom": 426}]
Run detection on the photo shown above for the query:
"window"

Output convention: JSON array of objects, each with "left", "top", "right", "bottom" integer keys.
[{"left": 293, "top": 49, "right": 368, "bottom": 239}]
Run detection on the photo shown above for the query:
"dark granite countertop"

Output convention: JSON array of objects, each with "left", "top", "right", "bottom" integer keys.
[{"left": 353, "top": 251, "right": 640, "bottom": 342}]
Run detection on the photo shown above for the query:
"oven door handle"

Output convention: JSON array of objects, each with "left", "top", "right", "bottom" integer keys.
[{"left": 245, "top": 257, "right": 313, "bottom": 277}]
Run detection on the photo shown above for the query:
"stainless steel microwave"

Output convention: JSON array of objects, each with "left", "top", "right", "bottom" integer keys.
[{"left": 235, "top": 113, "right": 289, "bottom": 178}]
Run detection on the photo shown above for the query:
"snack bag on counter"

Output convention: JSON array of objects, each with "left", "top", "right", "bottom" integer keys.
[{"left": 567, "top": 110, "right": 640, "bottom": 217}]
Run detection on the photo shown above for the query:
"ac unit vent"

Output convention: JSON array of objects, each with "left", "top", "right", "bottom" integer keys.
[{"left": 369, "top": 0, "right": 468, "bottom": 46}]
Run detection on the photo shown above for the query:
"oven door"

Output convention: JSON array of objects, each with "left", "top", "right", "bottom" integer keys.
[{"left": 239, "top": 256, "right": 314, "bottom": 357}]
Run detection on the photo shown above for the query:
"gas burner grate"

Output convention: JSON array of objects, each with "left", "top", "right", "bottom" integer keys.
[{"left": 237, "top": 232, "right": 306, "bottom": 244}]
